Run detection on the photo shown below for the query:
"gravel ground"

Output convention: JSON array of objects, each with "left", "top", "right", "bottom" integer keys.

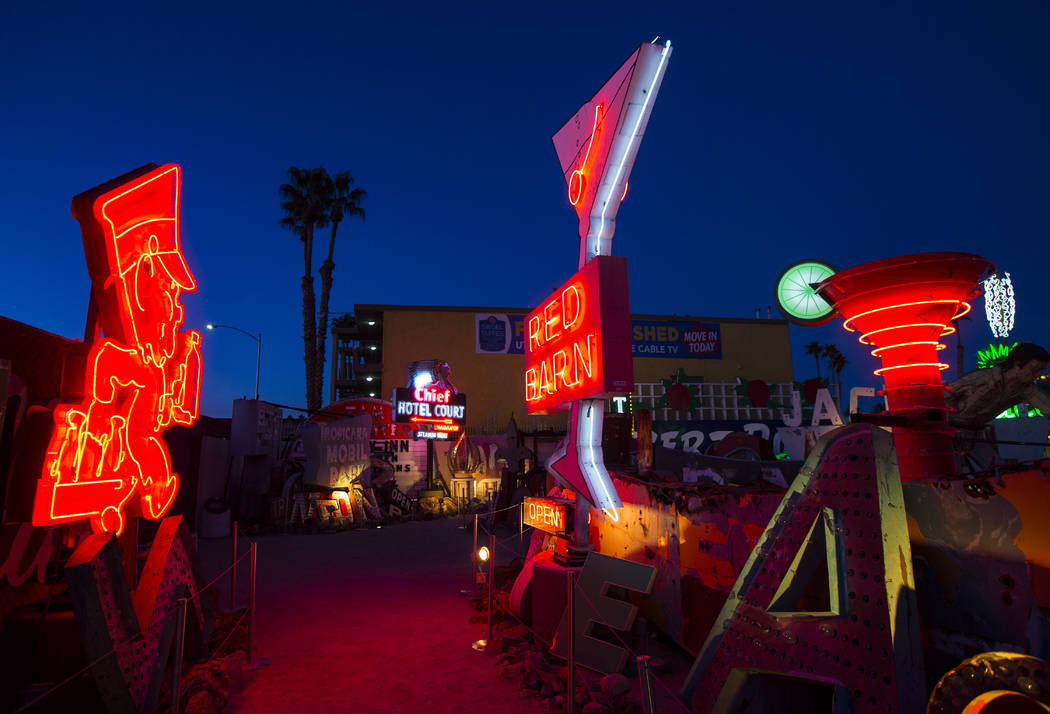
[{"left": 197, "top": 517, "right": 538, "bottom": 714}]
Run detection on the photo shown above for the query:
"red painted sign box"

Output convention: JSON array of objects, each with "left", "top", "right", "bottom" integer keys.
[
  {"left": 522, "top": 496, "right": 574, "bottom": 536},
  {"left": 524, "top": 256, "right": 632, "bottom": 414}
]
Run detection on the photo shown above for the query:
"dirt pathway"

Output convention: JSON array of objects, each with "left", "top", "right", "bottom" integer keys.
[{"left": 198, "top": 518, "right": 536, "bottom": 714}]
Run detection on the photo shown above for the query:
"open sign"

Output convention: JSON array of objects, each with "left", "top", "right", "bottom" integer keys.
[{"left": 522, "top": 497, "right": 574, "bottom": 536}]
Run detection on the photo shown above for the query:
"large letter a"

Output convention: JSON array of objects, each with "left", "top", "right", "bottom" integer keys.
[{"left": 681, "top": 424, "right": 925, "bottom": 714}]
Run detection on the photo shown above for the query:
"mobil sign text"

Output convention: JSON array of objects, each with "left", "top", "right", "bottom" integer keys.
[{"left": 524, "top": 256, "right": 633, "bottom": 414}]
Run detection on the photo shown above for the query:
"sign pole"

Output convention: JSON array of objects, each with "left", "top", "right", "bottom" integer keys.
[
  {"left": 566, "top": 568, "right": 575, "bottom": 713},
  {"left": 535, "top": 39, "right": 673, "bottom": 559},
  {"left": 426, "top": 439, "right": 434, "bottom": 490},
  {"left": 486, "top": 532, "right": 495, "bottom": 644},
  {"left": 230, "top": 521, "right": 237, "bottom": 610},
  {"left": 637, "top": 655, "right": 656, "bottom": 714},
  {"left": 172, "top": 597, "right": 187, "bottom": 713},
  {"left": 472, "top": 513, "right": 479, "bottom": 594}
]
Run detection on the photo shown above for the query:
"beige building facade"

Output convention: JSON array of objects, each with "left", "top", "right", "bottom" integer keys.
[{"left": 334, "top": 305, "right": 795, "bottom": 435}]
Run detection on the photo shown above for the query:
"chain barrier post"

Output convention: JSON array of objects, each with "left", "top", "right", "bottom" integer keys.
[
  {"left": 486, "top": 532, "right": 495, "bottom": 645},
  {"left": 230, "top": 520, "right": 238, "bottom": 610},
  {"left": 472, "top": 514, "right": 479, "bottom": 594},
  {"left": 637, "top": 655, "right": 655, "bottom": 714},
  {"left": 172, "top": 597, "right": 188, "bottom": 714},
  {"left": 567, "top": 569, "right": 575, "bottom": 714},
  {"left": 248, "top": 540, "right": 257, "bottom": 663}
]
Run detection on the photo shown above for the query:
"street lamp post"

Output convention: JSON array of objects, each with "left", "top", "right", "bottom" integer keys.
[{"left": 207, "top": 323, "right": 262, "bottom": 400}]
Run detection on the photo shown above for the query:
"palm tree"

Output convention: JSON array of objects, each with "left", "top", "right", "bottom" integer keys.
[
  {"left": 805, "top": 341, "right": 823, "bottom": 378},
  {"left": 831, "top": 351, "right": 847, "bottom": 387},
  {"left": 315, "top": 171, "right": 367, "bottom": 405},
  {"left": 280, "top": 167, "right": 333, "bottom": 411},
  {"left": 823, "top": 344, "right": 847, "bottom": 409},
  {"left": 821, "top": 344, "right": 838, "bottom": 388}
]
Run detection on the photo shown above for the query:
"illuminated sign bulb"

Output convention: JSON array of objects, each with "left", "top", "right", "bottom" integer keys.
[
  {"left": 477, "top": 546, "right": 490, "bottom": 562},
  {"left": 983, "top": 272, "right": 1015, "bottom": 339}
]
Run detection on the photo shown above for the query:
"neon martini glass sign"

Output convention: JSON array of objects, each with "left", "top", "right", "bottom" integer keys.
[{"left": 532, "top": 39, "right": 673, "bottom": 521}]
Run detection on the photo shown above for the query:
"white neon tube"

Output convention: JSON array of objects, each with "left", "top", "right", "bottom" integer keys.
[{"left": 583, "top": 39, "right": 673, "bottom": 266}]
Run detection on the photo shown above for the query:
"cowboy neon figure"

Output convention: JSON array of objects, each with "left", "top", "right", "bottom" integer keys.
[{"left": 33, "top": 164, "right": 202, "bottom": 536}]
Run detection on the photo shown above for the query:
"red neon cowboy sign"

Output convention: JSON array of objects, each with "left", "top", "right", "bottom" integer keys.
[{"left": 32, "top": 163, "right": 202, "bottom": 535}]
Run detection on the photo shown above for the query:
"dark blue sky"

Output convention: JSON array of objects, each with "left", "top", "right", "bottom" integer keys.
[{"left": 2, "top": 1, "right": 1048, "bottom": 417}]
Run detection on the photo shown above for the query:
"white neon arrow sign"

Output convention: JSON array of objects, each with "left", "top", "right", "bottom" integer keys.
[{"left": 546, "top": 39, "right": 673, "bottom": 521}]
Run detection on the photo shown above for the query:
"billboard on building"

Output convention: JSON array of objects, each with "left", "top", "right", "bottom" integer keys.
[
  {"left": 632, "top": 321, "right": 722, "bottom": 359},
  {"left": 475, "top": 313, "right": 526, "bottom": 354},
  {"left": 477, "top": 313, "right": 723, "bottom": 360}
]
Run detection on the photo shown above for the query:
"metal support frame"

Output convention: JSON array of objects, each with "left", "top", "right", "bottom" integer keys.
[
  {"left": 171, "top": 597, "right": 187, "bottom": 714},
  {"left": 248, "top": 541, "right": 257, "bottom": 661},
  {"left": 637, "top": 655, "right": 655, "bottom": 714},
  {"left": 566, "top": 569, "right": 575, "bottom": 714},
  {"left": 230, "top": 521, "right": 237, "bottom": 610},
  {"left": 486, "top": 532, "right": 495, "bottom": 645}
]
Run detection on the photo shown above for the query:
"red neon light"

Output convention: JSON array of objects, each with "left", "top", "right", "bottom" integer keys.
[
  {"left": 407, "top": 416, "right": 461, "bottom": 433},
  {"left": 522, "top": 497, "right": 571, "bottom": 535},
  {"left": 413, "top": 387, "right": 451, "bottom": 403},
  {"left": 525, "top": 257, "right": 632, "bottom": 414},
  {"left": 815, "top": 252, "right": 992, "bottom": 480},
  {"left": 870, "top": 341, "right": 946, "bottom": 357},
  {"left": 842, "top": 299, "right": 971, "bottom": 334},
  {"left": 874, "top": 362, "right": 949, "bottom": 376},
  {"left": 568, "top": 104, "right": 604, "bottom": 206},
  {"left": 33, "top": 164, "right": 201, "bottom": 535},
  {"left": 840, "top": 299, "right": 971, "bottom": 381},
  {"left": 527, "top": 501, "right": 562, "bottom": 529}
]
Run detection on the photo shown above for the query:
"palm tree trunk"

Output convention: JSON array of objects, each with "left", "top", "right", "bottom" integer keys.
[
  {"left": 315, "top": 220, "right": 340, "bottom": 407},
  {"left": 301, "top": 223, "right": 318, "bottom": 411}
]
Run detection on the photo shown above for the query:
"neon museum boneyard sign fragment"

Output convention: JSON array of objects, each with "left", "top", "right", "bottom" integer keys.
[
  {"left": 393, "top": 385, "right": 466, "bottom": 439},
  {"left": 33, "top": 163, "right": 202, "bottom": 535},
  {"left": 532, "top": 39, "right": 671, "bottom": 517}
]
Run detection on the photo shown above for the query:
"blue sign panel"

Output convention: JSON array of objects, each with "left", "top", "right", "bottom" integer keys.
[
  {"left": 477, "top": 315, "right": 507, "bottom": 352},
  {"left": 475, "top": 314, "right": 526, "bottom": 354}
]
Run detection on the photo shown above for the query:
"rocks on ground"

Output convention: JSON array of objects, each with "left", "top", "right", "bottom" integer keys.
[{"left": 472, "top": 572, "right": 647, "bottom": 713}]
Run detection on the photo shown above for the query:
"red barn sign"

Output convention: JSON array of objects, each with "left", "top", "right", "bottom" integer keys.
[{"left": 524, "top": 256, "right": 632, "bottom": 414}]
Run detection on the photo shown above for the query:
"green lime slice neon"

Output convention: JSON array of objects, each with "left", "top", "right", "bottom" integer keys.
[{"left": 775, "top": 260, "right": 837, "bottom": 325}]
